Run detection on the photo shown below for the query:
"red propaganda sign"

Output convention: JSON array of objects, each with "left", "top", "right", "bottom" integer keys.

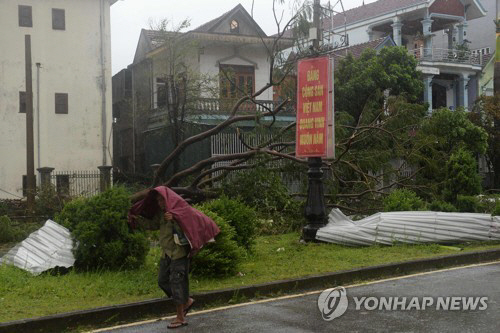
[{"left": 296, "top": 56, "right": 334, "bottom": 158}]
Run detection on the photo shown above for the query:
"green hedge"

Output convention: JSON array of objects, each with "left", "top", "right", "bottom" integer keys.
[
  {"left": 384, "top": 189, "right": 427, "bottom": 212},
  {"left": 200, "top": 196, "right": 258, "bottom": 251},
  {"left": 190, "top": 208, "right": 244, "bottom": 277},
  {"left": 55, "top": 187, "right": 149, "bottom": 271}
]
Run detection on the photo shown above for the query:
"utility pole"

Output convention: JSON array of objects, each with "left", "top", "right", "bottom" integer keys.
[
  {"left": 495, "top": 2, "right": 499, "bottom": 94},
  {"left": 25, "top": 35, "right": 35, "bottom": 212},
  {"left": 312, "top": 0, "right": 321, "bottom": 50},
  {"left": 303, "top": 0, "right": 327, "bottom": 242}
]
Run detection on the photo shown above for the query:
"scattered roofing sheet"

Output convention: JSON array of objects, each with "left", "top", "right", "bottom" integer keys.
[
  {"left": 0, "top": 220, "right": 75, "bottom": 275},
  {"left": 317, "top": 209, "right": 500, "bottom": 246}
]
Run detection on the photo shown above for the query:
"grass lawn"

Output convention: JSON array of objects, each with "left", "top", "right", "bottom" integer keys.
[{"left": 1, "top": 232, "right": 500, "bottom": 323}]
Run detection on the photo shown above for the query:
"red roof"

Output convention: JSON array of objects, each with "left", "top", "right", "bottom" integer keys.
[
  {"left": 325, "top": 0, "right": 427, "bottom": 30},
  {"left": 329, "top": 36, "right": 393, "bottom": 68}
]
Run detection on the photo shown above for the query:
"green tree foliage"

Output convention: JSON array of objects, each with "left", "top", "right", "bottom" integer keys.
[
  {"left": 331, "top": 47, "right": 427, "bottom": 213},
  {"left": 221, "top": 167, "right": 306, "bottom": 234},
  {"left": 444, "top": 148, "right": 482, "bottom": 202},
  {"left": 415, "top": 108, "right": 487, "bottom": 198},
  {"left": 493, "top": 201, "right": 500, "bottom": 216},
  {"left": 55, "top": 187, "right": 149, "bottom": 271},
  {"left": 335, "top": 47, "right": 423, "bottom": 122},
  {"left": 222, "top": 167, "right": 293, "bottom": 216},
  {"left": 383, "top": 189, "right": 427, "bottom": 212},
  {"left": 470, "top": 94, "right": 500, "bottom": 188},
  {"left": 200, "top": 196, "right": 258, "bottom": 251},
  {"left": 428, "top": 200, "right": 457, "bottom": 212},
  {"left": 190, "top": 208, "right": 244, "bottom": 277},
  {"left": 454, "top": 195, "right": 484, "bottom": 213}
]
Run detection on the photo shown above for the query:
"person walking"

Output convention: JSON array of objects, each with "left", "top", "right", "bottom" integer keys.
[{"left": 129, "top": 186, "right": 219, "bottom": 329}]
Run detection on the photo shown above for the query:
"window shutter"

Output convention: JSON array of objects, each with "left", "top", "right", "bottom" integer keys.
[
  {"left": 52, "top": 9, "right": 65, "bottom": 30},
  {"left": 19, "top": 5, "right": 32, "bottom": 27},
  {"left": 55, "top": 93, "right": 68, "bottom": 114}
]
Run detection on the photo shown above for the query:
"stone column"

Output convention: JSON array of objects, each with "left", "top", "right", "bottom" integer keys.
[
  {"left": 391, "top": 17, "right": 403, "bottom": 46},
  {"left": 457, "top": 22, "right": 468, "bottom": 45},
  {"left": 366, "top": 27, "right": 374, "bottom": 41},
  {"left": 458, "top": 74, "right": 470, "bottom": 110},
  {"left": 98, "top": 166, "right": 113, "bottom": 192},
  {"left": 37, "top": 167, "right": 54, "bottom": 189},
  {"left": 421, "top": 18, "right": 434, "bottom": 57},
  {"left": 447, "top": 25, "right": 457, "bottom": 49},
  {"left": 423, "top": 75, "right": 434, "bottom": 113}
]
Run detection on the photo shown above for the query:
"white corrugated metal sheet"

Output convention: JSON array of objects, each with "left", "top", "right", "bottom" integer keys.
[
  {"left": 316, "top": 209, "right": 500, "bottom": 246},
  {"left": 0, "top": 220, "right": 75, "bottom": 275}
]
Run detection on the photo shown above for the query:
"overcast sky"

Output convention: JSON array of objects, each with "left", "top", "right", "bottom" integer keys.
[{"left": 110, "top": 0, "right": 376, "bottom": 74}]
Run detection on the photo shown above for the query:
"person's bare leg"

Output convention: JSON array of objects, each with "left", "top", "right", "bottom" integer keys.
[
  {"left": 168, "top": 304, "right": 186, "bottom": 328},
  {"left": 184, "top": 297, "right": 194, "bottom": 315},
  {"left": 175, "top": 303, "right": 185, "bottom": 322}
]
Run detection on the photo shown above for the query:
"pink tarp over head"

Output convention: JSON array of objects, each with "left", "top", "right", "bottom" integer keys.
[{"left": 128, "top": 186, "right": 220, "bottom": 257}]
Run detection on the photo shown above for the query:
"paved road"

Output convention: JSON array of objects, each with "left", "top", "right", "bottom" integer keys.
[{"left": 96, "top": 262, "right": 500, "bottom": 333}]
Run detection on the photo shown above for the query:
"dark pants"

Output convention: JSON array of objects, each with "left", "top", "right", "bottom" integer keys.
[{"left": 158, "top": 256, "right": 190, "bottom": 305}]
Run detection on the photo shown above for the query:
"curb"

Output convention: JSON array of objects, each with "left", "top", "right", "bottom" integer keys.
[{"left": 1, "top": 248, "right": 500, "bottom": 333}]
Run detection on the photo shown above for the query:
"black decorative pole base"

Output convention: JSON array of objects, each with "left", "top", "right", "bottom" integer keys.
[{"left": 302, "top": 157, "right": 327, "bottom": 242}]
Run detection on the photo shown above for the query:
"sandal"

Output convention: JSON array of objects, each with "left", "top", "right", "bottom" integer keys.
[{"left": 168, "top": 321, "right": 188, "bottom": 329}]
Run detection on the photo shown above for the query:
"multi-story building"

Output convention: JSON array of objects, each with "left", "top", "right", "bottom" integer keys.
[
  {"left": 323, "top": 0, "right": 493, "bottom": 111},
  {"left": 0, "top": 0, "right": 116, "bottom": 199},
  {"left": 113, "top": 4, "right": 294, "bottom": 177}
]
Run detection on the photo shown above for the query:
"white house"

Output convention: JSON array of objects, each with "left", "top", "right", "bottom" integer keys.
[
  {"left": 112, "top": 4, "right": 294, "bottom": 176},
  {"left": 0, "top": 0, "right": 116, "bottom": 199}
]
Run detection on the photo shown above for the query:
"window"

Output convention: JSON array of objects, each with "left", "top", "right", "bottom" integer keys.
[
  {"left": 18, "top": 5, "right": 32, "bottom": 27},
  {"left": 19, "top": 91, "right": 26, "bottom": 113},
  {"left": 230, "top": 20, "right": 239, "bottom": 34},
  {"left": 154, "top": 78, "right": 166, "bottom": 108},
  {"left": 219, "top": 65, "right": 255, "bottom": 99},
  {"left": 52, "top": 9, "right": 65, "bottom": 30},
  {"left": 55, "top": 93, "right": 68, "bottom": 114}
]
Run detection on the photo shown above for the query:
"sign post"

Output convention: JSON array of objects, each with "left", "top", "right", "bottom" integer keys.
[{"left": 297, "top": 56, "right": 334, "bottom": 241}]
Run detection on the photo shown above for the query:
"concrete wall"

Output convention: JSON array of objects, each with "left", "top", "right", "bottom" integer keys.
[
  {"left": 200, "top": 44, "right": 273, "bottom": 100},
  {"left": 432, "top": 0, "right": 495, "bottom": 52},
  {"left": 0, "top": 0, "right": 113, "bottom": 198}
]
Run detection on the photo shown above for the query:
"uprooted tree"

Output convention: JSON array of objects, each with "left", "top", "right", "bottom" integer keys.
[{"left": 129, "top": 0, "right": 466, "bottom": 214}]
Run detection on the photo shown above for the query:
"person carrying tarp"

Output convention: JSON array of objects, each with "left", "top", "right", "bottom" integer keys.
[{"left": 128, "top": 186, "right": 220, "bottom": 329}]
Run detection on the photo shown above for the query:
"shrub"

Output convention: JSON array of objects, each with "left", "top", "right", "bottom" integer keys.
[
  {"left": 190, "top": 209, "right": 244, "bottom": 277},
  {"left": 0, "top": 216, "right": 15, "bottom": 243},
  {"left": 455, "top": 195, "right": 485, "bottom": 213},
  {"left": 200, "top": 196, "right": 257, "bottom": 251},
  {"left": 428, "top": 200, "right": 457, "bottom": 212},
  {"left": 0, "top": 202, "right": 8, "bottom": 216},
  {"left": 55, "top": 186, "right": 149, "bottom": 271},
  {"left": 221, "top": 167, "right": 305, "bottom": 234},
  {"left": 0, "top": 216, "right": 27, "bottom": 243},
  {"left": 443, "top": 148, "right": 482, "bottom": 202},
  {"left": 383, "top": 189, "right": 427, "bottom": 212},
  {"left": 493, "top": 202, "right": 500, "bottom": 216},
  {"left": 35, "top": 185, "right": 63, "bottom": 218},
  {"left": 222, "top": 167, "right": 292, "bottom": 216}
]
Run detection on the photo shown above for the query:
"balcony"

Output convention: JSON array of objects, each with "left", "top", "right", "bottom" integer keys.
[
  {"left": 149, "top": 98, "right": 296, "bottom": 127},
  {"left": 409, "top": 48, "right": 482, "bottom": 66}
]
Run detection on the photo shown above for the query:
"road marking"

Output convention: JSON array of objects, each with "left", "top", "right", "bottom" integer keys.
[{"left": 90, "top": 260, "right": 500, "bottom": 332}]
